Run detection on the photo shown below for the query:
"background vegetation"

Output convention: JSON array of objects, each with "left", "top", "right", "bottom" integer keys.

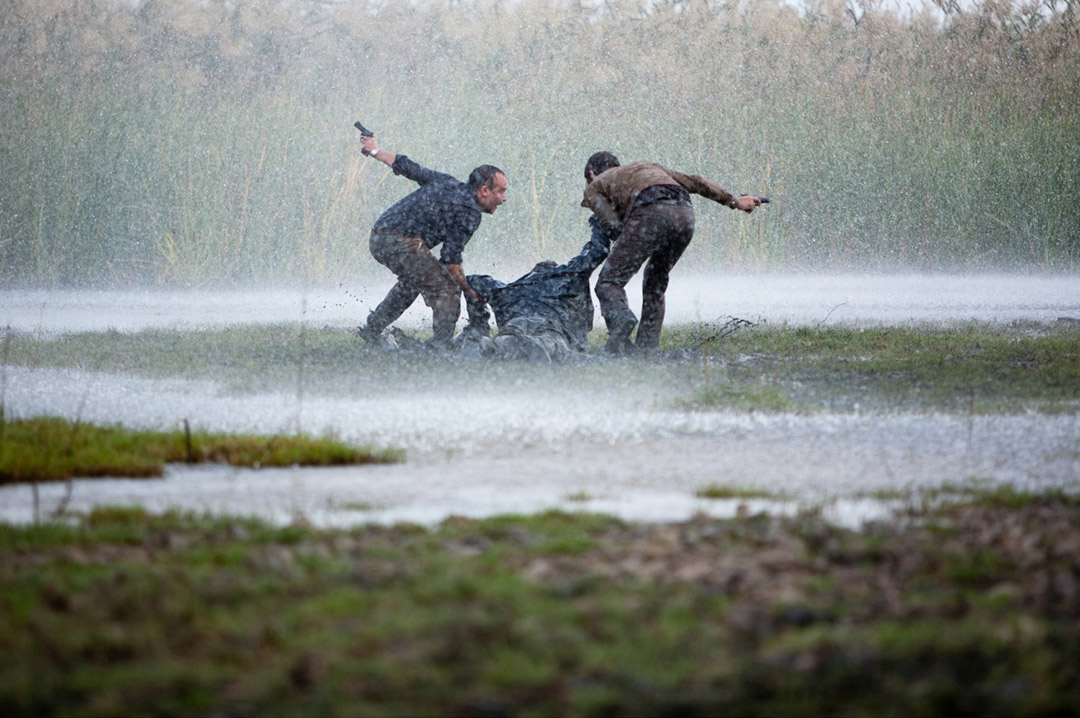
[{"left": 1, "top": 0, "right": 1078, "bottom": 286}]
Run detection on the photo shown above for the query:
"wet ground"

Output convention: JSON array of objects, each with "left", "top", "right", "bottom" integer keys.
[
  {"left": 4, "top": 272, "right": 1078, "bottom": 334},
  {"left": 3, "top": 273, "right": 1078, "bottom": 527}
]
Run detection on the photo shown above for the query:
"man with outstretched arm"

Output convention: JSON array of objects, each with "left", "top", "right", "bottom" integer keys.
[
  {"left": 355, "top": 132, "right": 507, "bottom": 350},
  {"left": 581, "top": 151, "right": 762, "bottom": 356}
]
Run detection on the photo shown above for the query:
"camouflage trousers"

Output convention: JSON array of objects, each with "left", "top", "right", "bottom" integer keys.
[
  {"left": 595, "top": 202, "right": 695, "bottom": 352},
  {"left": 492, "top": 316, "right": 574, "bottom": 363},
  {"left": 457, "top": 315, "right": 575, "bottom": 364},
  {"left": 366, "top": 229, "right": 460, "bottom": 346}
]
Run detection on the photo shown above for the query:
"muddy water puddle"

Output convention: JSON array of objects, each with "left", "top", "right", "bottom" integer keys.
[
  {"left": 2, "top": 364, "right": 1077, "bottom": 529},
  {"left": 2, "top": 275, "right": 1078, "bottom": 527}
]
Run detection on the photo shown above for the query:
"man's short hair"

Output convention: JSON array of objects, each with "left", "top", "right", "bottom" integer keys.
[
  {"left": 584, "top": 151, "right": 620, "bottom": 181},
  {"left": 469, "top": 164, "right": 504, "bottom": 191}
]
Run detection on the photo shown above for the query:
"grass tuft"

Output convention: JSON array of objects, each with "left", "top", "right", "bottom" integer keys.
[
  {"left": 0, "top": 416, "right": 402, "bottom": 485},
  {"left": 695, "top": 484, "right": 778, "bottom": 500}
]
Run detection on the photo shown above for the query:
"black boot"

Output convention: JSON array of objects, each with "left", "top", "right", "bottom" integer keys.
[{"left": 603, "top": 315, "right": 638, "bottom": 356}]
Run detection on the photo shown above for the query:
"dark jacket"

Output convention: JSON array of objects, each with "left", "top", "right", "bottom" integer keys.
[
  {"left": 372, "top": 155, "right": 483, "bottom": 265},
  {"left": 468, "top": 216, "right": 613, "bottom": 352}
]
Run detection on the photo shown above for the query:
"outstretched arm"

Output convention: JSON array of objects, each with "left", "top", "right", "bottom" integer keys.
[
  {"left": 664, "top": 167, "right": 762, "bottom": 213},
  {"left": 732, "top": 195, "right": 764, "bottom": 213},
  {"left": 563, "top": 215, "right": 613, "bottom": 274},
  {"left": 360, "top": 134, "right": 453, "bottom": 186}
]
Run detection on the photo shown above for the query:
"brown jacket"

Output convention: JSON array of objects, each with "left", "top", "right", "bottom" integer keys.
[{"left": 581, "top": 160, "right": 737, "bottom": 228}]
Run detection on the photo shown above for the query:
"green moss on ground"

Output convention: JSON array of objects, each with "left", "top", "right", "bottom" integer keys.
[
  {"left": 0, "top": 416, "right": 402, "bottom": 484},
  {"left": 2, "top": 491, "right": 1078, "bottom": 716}
]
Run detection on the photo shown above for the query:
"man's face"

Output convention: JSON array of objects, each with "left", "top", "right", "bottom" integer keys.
[{"left": 476, "top": 172, "right": 508, "bottom": 214}]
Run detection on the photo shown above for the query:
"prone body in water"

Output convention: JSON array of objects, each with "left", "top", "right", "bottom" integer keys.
[{"left": 460, "top": 216, "right": 613, "bottom": 362}]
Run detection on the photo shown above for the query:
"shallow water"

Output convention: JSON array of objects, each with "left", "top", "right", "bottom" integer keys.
[
  {"left": 2, "top": 274, "right": 1078, "bottom": 528},
  {"left": 4, "top": 273, "right": 1078, "bottom": 334}
]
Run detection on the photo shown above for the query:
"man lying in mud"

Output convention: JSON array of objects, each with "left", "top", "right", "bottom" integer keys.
[
  {"left": 384, "top": 216, "right": 613, "bottom": 362},
  {"left": 459, "top": 216, "right": 615, "bottom": 362}
]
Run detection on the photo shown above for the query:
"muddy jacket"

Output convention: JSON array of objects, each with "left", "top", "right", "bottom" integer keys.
[
  {"left": 581, "top": 160, "right": 738, "bottom": 230},
  {"left": 466, "top": 216, "right": 613, "bottom": 353},
  {"left": 372, "top": 155, "right": 483, "bottom": 265}
]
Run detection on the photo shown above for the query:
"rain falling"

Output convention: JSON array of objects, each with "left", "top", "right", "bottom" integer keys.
[{"left": 2, "top": 1, "right": 1080, "bottom": 714}]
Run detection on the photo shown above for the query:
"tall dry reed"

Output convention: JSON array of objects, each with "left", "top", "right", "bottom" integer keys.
[{"left": 1, "top": 0, "right": 1077, "bottom": 285}]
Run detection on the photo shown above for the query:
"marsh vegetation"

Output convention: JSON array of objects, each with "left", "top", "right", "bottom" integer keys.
[
  {"left": 2, "top": 490, "right": 1079, "bottom": 716},
  {"left": 2, "top": 0, "right": 1078, "bottom": 285},
  {"left": 0, "top": 416, "right": 402, "bottom": 485},
  {"left": 3, "top": 1, "right": 1078, "bottom": 709},
  {"left": 2, "top": 318, "right": 1077, "bottom": 714},
  {"left": 5, "top": 319, "right": 1078, "bottom": 416}
]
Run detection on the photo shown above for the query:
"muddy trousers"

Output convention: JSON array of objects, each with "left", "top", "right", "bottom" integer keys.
[
  {"left": 365, "top": 230, "right": 461, "bottom": 346},
  {"left": 595, "top": 202, "right": 695, "bottom": 351}
]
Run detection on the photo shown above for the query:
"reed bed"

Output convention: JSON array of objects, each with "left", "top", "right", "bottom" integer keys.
[{"left": 1, "top": 0, "right": 1077, "bottom": 286}]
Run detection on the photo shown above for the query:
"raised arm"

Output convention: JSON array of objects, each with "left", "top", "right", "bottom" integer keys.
[
  {"left": 360, "top": 134, "right": 455, "bottom": 187},
  {"left": 360, "top": 134, "right": 397, "bottom": 167}
]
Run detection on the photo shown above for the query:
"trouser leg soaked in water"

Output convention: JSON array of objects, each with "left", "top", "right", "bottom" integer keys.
[
  {"left": 366, "top": 230, "right": 461, "bottom": 347},
  {"left": 595, "top": 202, "right": 695, "bottom": 353}
]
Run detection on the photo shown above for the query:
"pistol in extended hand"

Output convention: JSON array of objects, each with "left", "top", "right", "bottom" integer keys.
[{"left": 353, "top": 121, "right": 374, "bottom": 155}]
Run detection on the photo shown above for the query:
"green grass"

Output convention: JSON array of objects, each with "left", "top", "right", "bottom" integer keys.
[
  {"left": 0, "top": 416, "right": 402, "bottom": 485},
  {"left": 5, "top": 319, "right": 1079, "bottom": 416},
  {"left": 671, "top": 320, "right": 1080, "bottom": 414},
  {"left": 2, "top": 491, "right": 1078, "bottom": 716},
  {"left": 675, "top": 381, "right": 796, "bottom": 413},
  {"left": 694, "top": 484, "right": 779, "bottom": 500},
  {"left": 927, "top": 483, "right": 1080, "bottom": 511}
]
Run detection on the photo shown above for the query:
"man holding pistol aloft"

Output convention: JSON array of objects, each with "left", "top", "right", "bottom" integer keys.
[{"left": 356, "top": 133, "right": 508, "bottom": 350}]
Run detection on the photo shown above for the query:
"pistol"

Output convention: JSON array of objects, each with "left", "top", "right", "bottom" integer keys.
[{"left": 353, "top": 121, "right": 374, "bottom": 156}]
